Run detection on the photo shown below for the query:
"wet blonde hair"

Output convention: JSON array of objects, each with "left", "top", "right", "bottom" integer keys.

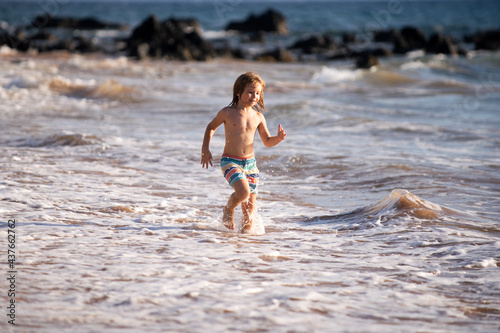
[{"left": 229, "top": 72, "right": 266, "bottom": 112}]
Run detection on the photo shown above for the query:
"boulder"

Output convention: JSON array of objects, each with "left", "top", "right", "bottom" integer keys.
[
  {"left": 214, "top": 44, "right": 246, "bottom": 59},
  {"left": 290, "top": 34, "right": 337, "bottom": 54},
  {"left": 73, "top": 36, "right": 100, "bottom": 53},
  {"left": 374, "top": 28, "right": 401, "bottom": 43},
  {"left": 355, "top": 53, "right": 379, "bottom": 69},
  {"left": 126, "top": 15, "right": 215, "bottom": 61},
  {"left": 255, "top": 48, "right": 294, "bottom": 62},
  {"left": 226, "top": 9, "right": 288, "bottom": 35},
  {"left": 32, "top": 14, "right": 127, "bottom": 30},
  {"left": 426, "top": 33, "right": 458, "bottom": 55},
  {"left": 230, "top": 48, "right": 246, "bottom": 59},
  {"left": 45, "top": 39, "right": 77, "bottom": 53},
  {"left": 364, "top": 47, "right": 393, "bottom": 58},
  {"left": 393, "top": 26, "right": 426, "bottom": 54},
  {"left": 400, "top": 26, "right": 426, "bottom": 49},
  {"left": 342, "top": 32, "right": 357, "bottom": 44},
  {"left": 241, "top": 31, "right": 266, "bottom": 43},
  {"left": 475, "top": 29, "right": 500, "bottom": 50},
  {"left": 334, "top": 47, "right": 392, "bottom": 63},
  {"left": 29, "top": 29, "right": 58, "bottom": 41},
  {"left": 0, "top": 30, "right": 32, "bottom": 52}
]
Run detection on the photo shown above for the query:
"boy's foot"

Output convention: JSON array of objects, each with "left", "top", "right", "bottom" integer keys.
[
  {"left": 222, "top": 206, "right": 235, "bottom": 230},
  {"left": 241, "top": 219, "right": 252, "bottom": 234}
]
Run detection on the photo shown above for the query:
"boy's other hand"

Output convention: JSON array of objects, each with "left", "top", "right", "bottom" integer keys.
[{"left": 201, "top": 151, "right": 213, "bottom": 169}]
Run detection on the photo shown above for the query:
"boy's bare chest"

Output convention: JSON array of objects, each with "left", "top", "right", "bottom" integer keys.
[{"left": 227, "top": 113, "right": 259, "bottom": 132}]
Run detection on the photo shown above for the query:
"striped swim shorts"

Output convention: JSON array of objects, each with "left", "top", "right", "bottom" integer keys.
[{"left": 220, "top": 154, "right": 259, "bottom": 194}]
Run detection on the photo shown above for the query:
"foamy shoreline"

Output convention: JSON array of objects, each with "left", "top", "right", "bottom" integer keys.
[{"left": 1, "top": 40, "right": 499, "bottom": 332}]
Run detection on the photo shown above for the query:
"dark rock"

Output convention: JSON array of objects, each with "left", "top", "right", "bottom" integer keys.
[
  {"left": 32, "top": 14, "right": 128, "bottom": 30},
  {"left": 128, "top": 15, "right": 162, "bottom": 44},
  {"left": 328, "top": 48, "right": 352, "bottom": 61},
  {"left": 365, "top": 47, "right": 393, "bottom": 58},
  {"left": 29, "top": 29, "right": 57, "bottom": 41},
  {"left": 0, "top": 30, "right": 32, "bottom": 52},
  {"left": 379, "top": 48, "right": 393, "bottom": 57},
  {"left": 34, "top": 38, "right": 95, "bottom": 54},
  {"left": 74, "top": 36, "right": 100, "bottom": 53},
  {"left": 426, "top": 33, "right": 458, "bottom": 55},
  {"left": 463, "top": 33, "right": 477, "bottom": 44},
  {"left": 49, "top": 39, "right": 77, "bottom": 53},
  {"left": 78, "top": 17, "right": 125, "bottom": 30},
  {"left": 0, "top": 28, "right": 65, "bottom": 53},
  {"left": 400, "top": 26, "right": 426, "bottom": 49},
  {"left": 129, "top": 43, "right": 150, "bottom": 59},
  {"left": 290, "top": 34, "right": 337, "bottom": 54},
  {"left": 126, "top": 15, "right": 215, "bottom": 61},
  {"left": 392, "top": 26, "right": 426, "bottom": 54},
  {"left": 374, "top": 28, "right": 401, "bottom": 43},
  {"left": 255, "top": 48, "right": 294, "bottom": 62},
  {"left": 475, "top": 29, "right": 500, "bottom": 50},
  {"left": 183, "top": 31, "right": 214, "bottom": 61},
  {"left": 335, "top": 47, "right": 392, "bottom": 63},
  {"left": 355, "top": 53, "right": 379, "bottom": 69},
  {"left": 214, "top": 44, "right": 246, "bottom": 59},
  {"left": 241, "top": 31, "right": 266, "bottom": 43},
  {"left": 230, "top": 48, "right": 246, "bottom": 59},
  {"left": 393, "top": 35, "right": 410, "bottom": 54},
  {"left": 342, "top": 32, "right": 357, "bottom": 44},
  {"left": 226, "top": 9, "right": 288, "bottom": 35}
]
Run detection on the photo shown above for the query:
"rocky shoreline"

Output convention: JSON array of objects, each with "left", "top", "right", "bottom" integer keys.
[{"left": 1, "top": 9, "right": 499, "bottom": 68}]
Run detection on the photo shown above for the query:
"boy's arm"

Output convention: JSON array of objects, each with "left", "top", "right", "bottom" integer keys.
[
  {"left": 257, "top": 115, "right": 286, "bottom": 148},
  {"left": 201, "top": 110, "right": 225, "bottom": 169}
]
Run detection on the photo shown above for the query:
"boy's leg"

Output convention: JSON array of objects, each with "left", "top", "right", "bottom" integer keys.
[
  {"left": 222, "top": 179, "right": 250, "bottom": 230},
  {"left": 241, "top": 193, "right": 256, "bottom": 233}
]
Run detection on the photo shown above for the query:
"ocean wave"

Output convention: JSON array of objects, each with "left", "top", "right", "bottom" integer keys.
[
  {"left": 0, "top": 45, "right": 18, "bottom": 56},
  {"left": 363, "top": 189, "right": 447, "bottom": 220},
  {"left": 67, "top": 55, "right": 130, "bottom": 70},
  {"left": 311, "top": 66, "right": 419, "bottom": 88},
  {"left": 12, "top": 132, "right": 103, "bottom": 148},
  {"left": 202, "top": 30, "right": 237, "bottom": 40},
  {"left": 422, "top": 79, "right": 474, "bottom": 94},
  {"left": 49, "top": 76, "right": 141, "bottom": 102},
  {"left": 364, "top": 69, "right": 417, "bottom": 86},
  {"left": 311, "top": 66, "right": 362, "bottom": 84},
  {"left": 309, "top": 189, "right": 456, "bottom": 228},
  {"left": 5, "top": 74, "right": 41, "bottom": 89},
  {"left": 400, "top": 60, "right": 428, "bottom": 70}
]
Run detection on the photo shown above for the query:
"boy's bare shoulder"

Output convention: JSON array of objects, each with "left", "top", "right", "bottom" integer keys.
[
  {"left": 255, "top": 110, "right": 266, "bottom": 121},
  {"left": 216, "top": 106, "right": 234, "bottom": 118},
  {"left": 219, "top": 106, "right": 234, "bottom": 113}
]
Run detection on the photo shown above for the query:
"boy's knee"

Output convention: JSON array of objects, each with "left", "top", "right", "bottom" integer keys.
[
  {"left": 233, "top": 180, "right": 250, "bottom": 200},
  {"left": 235, "top": 188, "right": 250, "bottom": 202},
  {"left": 239, "top": 189, "right": 251, "bottom": 201}
]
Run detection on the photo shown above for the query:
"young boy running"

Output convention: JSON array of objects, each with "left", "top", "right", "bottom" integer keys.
[{"left": 201, "top": 72, "right": 286, "bottom": 233}]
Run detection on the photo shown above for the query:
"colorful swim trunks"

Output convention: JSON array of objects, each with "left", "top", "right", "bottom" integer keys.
[{"left": 220, "top": 154, "right": 259, "bottom": 194}]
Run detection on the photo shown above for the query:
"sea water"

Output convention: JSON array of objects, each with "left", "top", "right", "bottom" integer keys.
[{"left": 1, "top": 1, "right": 500, "bottom": 332}]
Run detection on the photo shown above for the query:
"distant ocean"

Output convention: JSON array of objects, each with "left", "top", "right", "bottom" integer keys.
[{"left": 1, "top": 1, "right": 500, "bottom": 332}]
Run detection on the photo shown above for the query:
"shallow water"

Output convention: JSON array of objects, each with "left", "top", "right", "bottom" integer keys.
[{"left": 1, "top": 50, "right": 499, "bottom": 332}]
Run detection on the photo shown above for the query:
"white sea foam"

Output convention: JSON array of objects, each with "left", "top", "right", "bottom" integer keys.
[{"left": 311, "top": 66, "right": 362, "bottom": 84}]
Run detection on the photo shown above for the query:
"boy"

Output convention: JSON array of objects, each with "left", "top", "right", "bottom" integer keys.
[{"left": 201, "top": 72, "right": 286, "bottom": 233}]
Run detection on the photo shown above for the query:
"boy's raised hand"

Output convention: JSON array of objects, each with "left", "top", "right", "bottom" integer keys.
[{"left": 278, "top": 124, "right": 287, "bottom": 141}]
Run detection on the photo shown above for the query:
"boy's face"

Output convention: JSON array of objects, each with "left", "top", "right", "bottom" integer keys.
[{"left": 238, "top": 82, "right": 262, "bottom": 108}]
